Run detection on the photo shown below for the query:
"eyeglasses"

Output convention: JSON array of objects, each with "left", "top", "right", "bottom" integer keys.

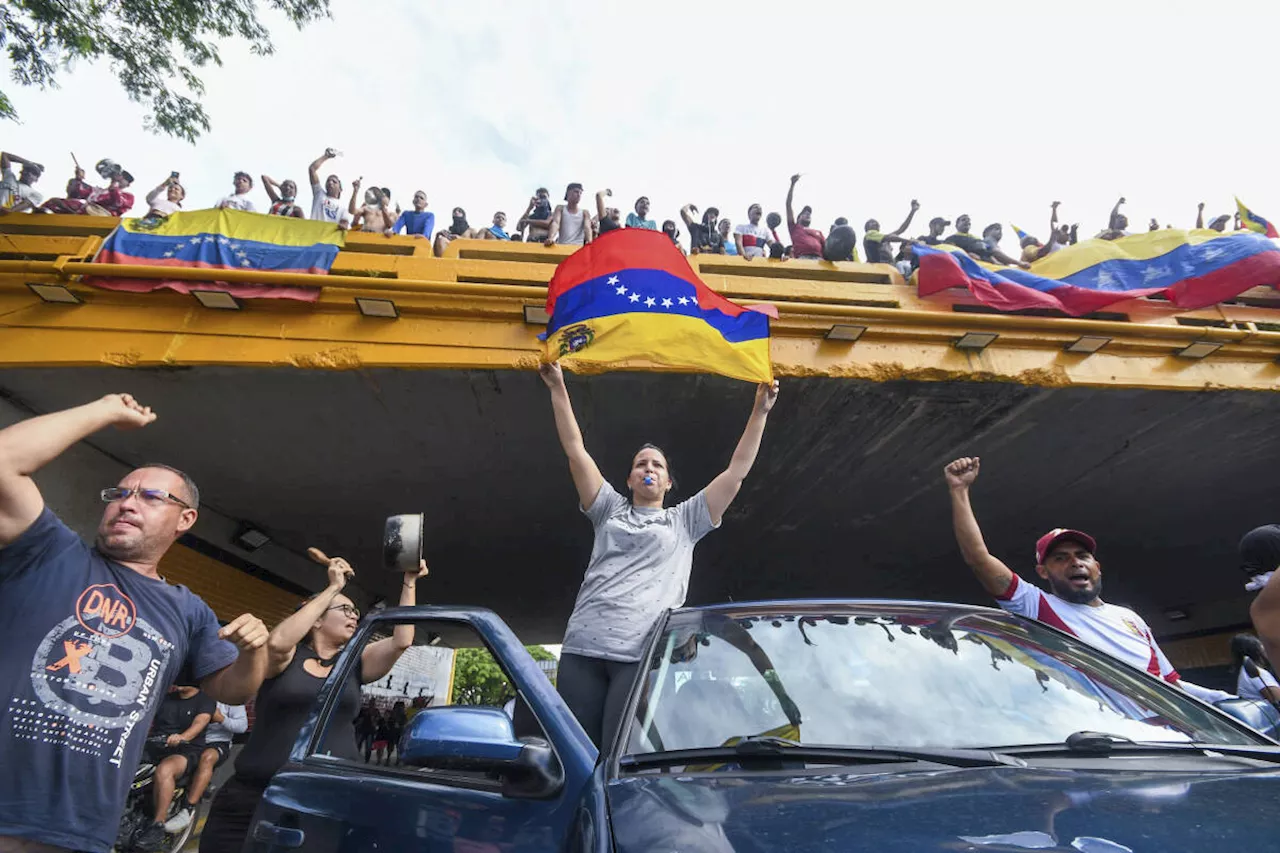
[
  {"left": 326, "top": 603, "right": 360, "bottom": 619},
  {"left": 100, "top": 486, "right": 192, "bottom": 509}
]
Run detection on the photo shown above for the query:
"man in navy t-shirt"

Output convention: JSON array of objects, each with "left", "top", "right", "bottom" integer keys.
[{"left": 0, "top": 393, "right": 271, "bottom": 853}]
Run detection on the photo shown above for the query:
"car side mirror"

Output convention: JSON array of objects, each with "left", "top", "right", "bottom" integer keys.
[{"left": 400, "top": 706, "right": 563, "bottom": 799}]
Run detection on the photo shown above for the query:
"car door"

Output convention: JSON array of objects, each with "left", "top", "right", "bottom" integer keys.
[{"left": 247, "top": 606, "right": 599, "bottom": 853}]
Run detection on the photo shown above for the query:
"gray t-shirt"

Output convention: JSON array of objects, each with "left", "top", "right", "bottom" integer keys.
[{"left": 562, "top": 481, "right": 719, "bottom": 662}]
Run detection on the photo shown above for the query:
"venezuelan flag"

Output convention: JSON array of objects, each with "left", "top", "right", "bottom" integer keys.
[
  {"left": 87, "top": 209, "right": 345, "bottom": 301},
  {"left": 1236, "top": 197, "right": 1279, "bottom": 239},
  {"left": 542, "top": 229, "right": 772, "bottom": 382},
  {"left": 916, "top": 229, "right": 1280, "bottom": 316}
]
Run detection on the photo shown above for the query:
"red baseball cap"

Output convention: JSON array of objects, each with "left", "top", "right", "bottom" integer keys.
[{"left": 1035, "top": 528, "right": 1098, "bottom": 565}]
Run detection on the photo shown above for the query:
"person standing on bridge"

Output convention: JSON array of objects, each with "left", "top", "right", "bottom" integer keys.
[
  {"left": 198, "top": 550, "right": 427, "bottom": 853},
  {"left": 0, "top": 393, "right": 270, "bottom": 853},
  {"left": 943, "top": 456, "right": 1232, "bottom": 705},
  {"left": 538, "top": 362, "right": 780, "bottom": 748}
]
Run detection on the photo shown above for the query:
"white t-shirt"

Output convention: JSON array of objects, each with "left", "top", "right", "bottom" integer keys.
[
  {"left": 1237, "top": 664, "right": 1279, "bottom": 701},
  {"left": 311, "top": 182, "right": 349, "bottom": 224},
  {"left": 995, "top": 575, "right": 1232, "bottom": 703},
  {"left": 562, "top": 481, "right": 718, "bottom": 662},
  {"left": 148, "top": 199, "right": 181, "bottom": 216},
  {"left": 734, "top": 223, "right": 772, "bottom": 259},
  {"left": 217, "top": 193, "right": 256, "bottom": 212},
  {"left": 1, "top": 167, "right": 43, "bottom": 209},
  {"left": 144, "top": 186, "right": 180, "bottom": 217}
]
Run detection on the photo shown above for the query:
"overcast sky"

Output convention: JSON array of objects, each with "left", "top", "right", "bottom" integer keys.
[{"left": 2, "top": 0, "right": 1278, "bottom": 246}]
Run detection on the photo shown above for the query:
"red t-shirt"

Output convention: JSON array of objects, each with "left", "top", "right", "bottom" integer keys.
[{"left": 790, "top": 222, "right": 825, "bottom": 258}]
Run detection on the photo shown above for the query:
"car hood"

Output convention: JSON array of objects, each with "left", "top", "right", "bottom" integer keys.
[{"left": 607, "top": 764, "right": 1280, "bottom": 852}]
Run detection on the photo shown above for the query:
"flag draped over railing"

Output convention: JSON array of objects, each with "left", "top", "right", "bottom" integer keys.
[
  {"left": 87, "top": 209, "right": 346, "bottom": 302},
  {"left": 541, "top": 229, "right": 773, "bottom": 382},
  {"left": 916, "top": 229, "right": 1280, "bottom": 316}
]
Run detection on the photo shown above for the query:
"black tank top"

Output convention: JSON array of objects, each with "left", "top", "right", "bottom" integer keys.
[{"left": 233, "top": 643, "right": 362, "bottom": 783}]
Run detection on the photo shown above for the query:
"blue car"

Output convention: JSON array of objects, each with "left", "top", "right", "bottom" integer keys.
[{"left": 249, "top": 601, "right": 1280, "bottom": 853}]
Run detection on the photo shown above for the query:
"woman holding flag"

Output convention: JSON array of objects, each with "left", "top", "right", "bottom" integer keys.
[{"left": 538, "top": 361, "right": 779, "bottom": 749}]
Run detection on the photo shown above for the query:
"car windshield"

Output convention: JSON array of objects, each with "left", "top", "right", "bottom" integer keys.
[{"left": 622, "top": 605, "right": 1264, "bottom": 756}]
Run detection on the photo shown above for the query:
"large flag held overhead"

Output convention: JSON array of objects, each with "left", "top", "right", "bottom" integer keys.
[
  {"left": 541, "top": 229, "right": 772, "bottom": 382},
  {"left": 915, "top": 229, "right": 1280, "bottom": 316},
  {"left": 87, "top": 209, "right": 345, "bottom": 302}
]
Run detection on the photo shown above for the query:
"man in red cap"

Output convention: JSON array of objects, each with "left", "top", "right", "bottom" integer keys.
[{"left": 944, "top": 456, "right": 1231, "bottom": 703}]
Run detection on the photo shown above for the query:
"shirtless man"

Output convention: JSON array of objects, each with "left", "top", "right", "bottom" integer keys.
[
  {"left": 518, "top": 187, "right": 553, "bottom": 243},
  {"left": 349, "top": 179, "right": 395, "bottom": 233}
]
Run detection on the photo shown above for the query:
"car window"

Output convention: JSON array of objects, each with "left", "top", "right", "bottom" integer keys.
[
  {"left": 624, "top": 608, "right": 1264, "bottom": 756},
  {"left": 309, "top": 618, "right": 552, "bottom": 786}
]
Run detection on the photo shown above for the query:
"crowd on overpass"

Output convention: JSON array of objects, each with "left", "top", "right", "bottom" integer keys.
[
  {"left": 3, "top": 388, "right": 1280, "bottom": 852},
  {"left": 0, "top": 149, "right": 1255, "bottom": 271}
]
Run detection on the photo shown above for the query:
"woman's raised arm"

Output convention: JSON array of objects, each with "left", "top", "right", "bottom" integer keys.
[
  {"left": 539, "top": 362, "right": 605, "bottom": 509},
  {"left": 703, "top": 381, "right": 779, "bottom": 525}
]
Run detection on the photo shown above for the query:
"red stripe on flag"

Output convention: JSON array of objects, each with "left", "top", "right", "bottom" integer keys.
[
  {"left": 1165, "top": 250, "right": 1280, "bottom": 310},
  {"left": 546, "top": 229, "right": 749, "bottom": 319},
  {"left": 85, "top": 276, "right": 319, "bottom": 302},
  {"left": 917, "top": 247, "right": 1280, "bottom": 317}
]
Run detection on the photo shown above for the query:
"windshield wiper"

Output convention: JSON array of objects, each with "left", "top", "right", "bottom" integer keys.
[
  {"left": 621, "top": 735, "right": 1024, "bottom": 771},
  {"left": 991, "top": 731, "right": 1280, "bottom": 764}
]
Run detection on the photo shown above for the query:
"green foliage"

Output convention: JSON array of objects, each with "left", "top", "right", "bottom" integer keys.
[
  {"left": 0, "top": 0, "right": 331, "bottom": 141},
  {"left": 451, "top": 645, "right": 556, "bottom": 707}
]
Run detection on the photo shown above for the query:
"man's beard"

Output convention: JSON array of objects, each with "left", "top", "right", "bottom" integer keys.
[
  {"left": 96, "top": 531, "right": 151, "bottom": 562},
  {"left": 1049, "top": 575, "right": 1102, "bottom": 605}
]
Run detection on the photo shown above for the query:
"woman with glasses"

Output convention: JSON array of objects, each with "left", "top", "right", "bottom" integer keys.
[{"left": 199, "top": 552, "right": 428, "bottom": 853}]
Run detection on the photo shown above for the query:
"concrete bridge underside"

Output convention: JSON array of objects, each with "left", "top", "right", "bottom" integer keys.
[{"left": 8, "top": 365, "right": 1273, "bottom": 646}]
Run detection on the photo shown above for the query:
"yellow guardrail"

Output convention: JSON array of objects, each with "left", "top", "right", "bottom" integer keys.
[{"left": 2, "top": 214, "right": 1280, "bottom": 390}]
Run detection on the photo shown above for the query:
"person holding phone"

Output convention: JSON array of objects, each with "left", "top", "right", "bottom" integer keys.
[
  {"left": 538, "top": 362, "right": 779, "bottom": 748},
  {"left": 307, "top": 148, "right": 350, "bottom": 227},
  {"left": 140, "top": 173, "right": 185, "bottom": 225}
]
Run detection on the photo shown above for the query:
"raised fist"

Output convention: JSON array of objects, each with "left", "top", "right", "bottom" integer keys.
[
  {"left": 218, "top": 613, "right": 269, "bottom": 651},
  {"left": 99, "top": 394, "right": 156, "bottom": 430},
  {"left": 944, "top": 457, "right": 981, "bottom": 489}
]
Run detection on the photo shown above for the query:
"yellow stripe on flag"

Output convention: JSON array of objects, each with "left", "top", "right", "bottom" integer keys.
[
  {"left": 544, "top": 311, "right": 772, "bottom": 384},
  {"left": 120, "top": 208, "right": 346, "bottom": 248}
]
